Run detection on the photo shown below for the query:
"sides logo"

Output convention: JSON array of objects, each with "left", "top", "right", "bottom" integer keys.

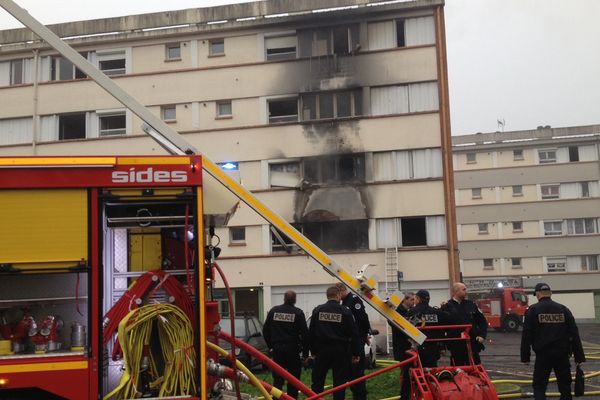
[{"left": 111, "top": 167, "right": 188, "bottom": 183}]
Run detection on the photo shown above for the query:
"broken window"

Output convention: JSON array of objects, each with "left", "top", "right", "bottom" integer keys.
[
  {"left": 303, "top": 220, "right": 368, "bottom": 252},
  {"left": 52, "top": 55, "right": 87, "bottom": 81},
  {"left": 401, "top": 217, "right": 427, "bottom": 246},
  {"left": 59, "top": 113, "right": 86, "bottom": 140},
  {"left": 271, "top": 225, "right": 301, "bottom": 254},
  {"left": 99, "top": 112, "right": 126, "bottom": 136},
  {"left": 300, "top": 90, "right": 362, "bottom": 121},
  {"left": 265, "top": 35, "right": 297, "bottom": 61},
  {"left": 269, "top": 162, "right": 300, "bottom": 188},
  {"left": 303, "top": 154, "right": 365, "bottom": 184},
  {"left": 268, "top": 98, "right": 298, "bottom": 123}
]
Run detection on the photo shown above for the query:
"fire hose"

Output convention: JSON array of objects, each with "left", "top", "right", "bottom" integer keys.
[{"left": 103, "top": 304, "right": 196, "bottom": 400}]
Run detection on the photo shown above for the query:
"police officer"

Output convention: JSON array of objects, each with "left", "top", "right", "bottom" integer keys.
[
  {"left": 407, "top": 289, "right": 447, "bottom": 368},
  {"left": 442, "top": 282, "right": 487, "bottom": 365},
  {"left": 521, "top": 283, "right": 585, "bottom": 400},
  {"left": 263, "top": 290, "right": 309, "bottom": 399},
  {"left": 309, "top": 286, "right": 360, "bottom": 400},
  {"left": 391, "top": 292, "right": 415, "bottom": 400},
  {"left": 335, "top": 283, "right": 371, "bottom": 400}
]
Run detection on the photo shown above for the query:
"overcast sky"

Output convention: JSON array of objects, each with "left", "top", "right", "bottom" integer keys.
[{"left": 1, "top": 0, "right": 599, "bottom": 135}]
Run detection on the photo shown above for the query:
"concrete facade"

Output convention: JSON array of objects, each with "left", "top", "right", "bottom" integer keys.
[
  {"left": 0, "top": 0, "right": 457, "bottom": 333},
  {"left": 453, "top": 125, "right": 600, "bottom": 320}
]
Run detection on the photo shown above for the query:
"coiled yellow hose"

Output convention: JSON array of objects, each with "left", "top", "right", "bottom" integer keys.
[{"left": 103, "top": 304, "right": 196, "bottom": 399}]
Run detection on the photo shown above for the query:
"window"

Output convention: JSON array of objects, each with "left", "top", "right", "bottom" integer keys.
[
  {"left": 568, "top": 146, "right": 579, "bottom": 162},
  {"left": 209, "top": 39, "right": 225, "bottom": 56},
  {"left": 512, "top": 221, "right": 523, "bottom": 232},
  {"left": 98, "top": 51, "right": 126, "bottom": 76},
  {"left": 373, "top": 149, "right": 442, "bottom": 181},
  {"left": 58, "top": 113, "right": 86, "bottom": 140},
  {"left": 511, "top": 258, "right": 522, "bottom": 269},
  {"left": 52, "top": 55, "right": 87, "bottom": 81},
  {"left": 512, "top": 185, "right": 523, "bottom": 196},
  {"left": 513, "top": 149, "right": 524, "bottom": 160},
  {"left": 10, "top": 59, "right": 23, "bottom": 85},
  {"left": 538, "top": 149, "right": 557, "bottom": 164},
  {"left": 400, "top": 217, "right": 427, "bottom": 246},
  {"left": 483, "top": 259, "right": 494, "bottom": 270},
  {"left": 265, "top": 35, "right": 297, "bottom": 61},
  {"left": 566, "top": 218, "right": 597, "bottom": 235},
  {"left": 471, "top": 188, "right": 482, "bottom": 199},
  {"left": 271, "top": 225, "right": 301, "bottom": 253},
  {"left": 304, "top": 219, "right": 368, "bottom": 251},
  {"left": 165, "top": 43, "right": 181, "bottom": 60},
  {"left": 581, "top": 182, "right": 590, "bottom": 198},
  {"left": 161, "top": 105, "right": 176, "bottom": 121},
  {"left": 300, "top": 90, "right": 362, "bottom": 121},
  {"left": 582, "top": 255, "right": 599, "bottom": 272},
  {"left": 99, "top": 112, "right": 126, "bottom": 136},
  {"left": 370, "top": 82, "right": 438, "bottom": 115},
  {"left": 367, "top": 17, "right": 434, "bottom": 50},
  {"left": 375, "top": 216, "right": 446, "bottom": 248},
  {"left": 544, "top": 221, "right": 563, "bottom": 236},
  {"left": 229, "top": 227, "right": 246, "bottom": 244},
  {"left": 478, "top": 223, "right": 488, "bottom": 234},
  {"left": 216, "top": 101, "right": 232, "bottom": 118},
  {"left": 547, "top": 257, "right": 566, "bottom": 272},
  {"left": 303, "top": 154, "right": 365, "bottom": 184},
  {"left": 268, "top": 98, "right": 298, "bottom": 123},
  {"left": 466, "top": 153, "right": 476, "bottom": 163},
  {"left": 541, "top": 184, "right": 559, "bottom": 199},
  {"left": 269, "top": 162, "right": 300, "bottom": 188},
  {"left": 396, "top": 20, "right": 405, "bottom": 47}
]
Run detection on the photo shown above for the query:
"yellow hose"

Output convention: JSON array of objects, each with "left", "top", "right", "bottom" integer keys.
[
  {"left": 492, "top": 370, "right": 600, "bottom": 385},
  {"left": 104, "top": 304, "right": 196, "bottom": 399},
  {"left": 206, "top": 341, "right": 273, "bottom": 400}
]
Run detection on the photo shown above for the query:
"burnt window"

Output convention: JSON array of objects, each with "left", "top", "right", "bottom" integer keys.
[
  {"left": 303, "top": 154, "right": 365, "bottom": 184},
  {"left": 271, "top": 225, "right": 301, "bottom": 253},
  {"left": 268, "top": 98, "right": 298, "bottom": 123},
  {"left": 300, "top": 90, "right": 362, "bottom": 121},
  {"left": 400, "top": 217, "right": 427, "bottom": 246},
  {"left": 265, "top": 35, "right": 297, "bottom": 61},
  {"left": 59, "top": 113, "right": 86, "bottom": 140},
  {"left": 303, "top": 220, "right": 368, "bottom": 251},
  {"left": 299, "top": 24, "right": 359, "bottom": 56}
]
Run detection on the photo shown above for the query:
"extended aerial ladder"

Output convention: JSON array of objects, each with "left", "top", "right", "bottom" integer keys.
[{"left": 0, "top": 0, "right": 426, "bottom": 347}]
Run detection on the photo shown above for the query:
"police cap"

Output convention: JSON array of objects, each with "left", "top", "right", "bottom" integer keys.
[{"left": 533, "top": 282, "right": 551, "bottom": 294}]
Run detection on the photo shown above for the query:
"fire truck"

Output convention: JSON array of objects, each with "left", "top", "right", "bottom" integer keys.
[{"left": 0, "top": 1, "right": 499, "bottom": 399}]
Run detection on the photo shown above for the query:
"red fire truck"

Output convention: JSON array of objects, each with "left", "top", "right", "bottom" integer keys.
[{"left": 474, "top": 287, "right": 529, "bottom": 332}]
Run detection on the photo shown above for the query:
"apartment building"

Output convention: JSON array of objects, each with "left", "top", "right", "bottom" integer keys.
[
  {"left": 453, "top": 125, "right": 600, "bottom": 320},
  {"left": 0, "top": 0, "right": 457, "bottom": 332}
]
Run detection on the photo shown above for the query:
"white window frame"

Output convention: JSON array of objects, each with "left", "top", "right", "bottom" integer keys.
[
  {"left": 581, "top": 255, "right": 599, "bottom": 272},
  {"left": 478, "top": 223, "right": 488, "bottom": 234},
  {"left": 267, "top": 97, "right": 299, "bottom": 124},
  {"left": 98, "top": 110, "right": 126, "bottom": 136},
  {"left": 511, "top": 257, "right": 522, "bottom": 269},
  {"left": 538, "top": 148, "right": 557, "bottom": 164},
  {"left": 512, "top": 185, "right": 523, "bottom": 196},
  {"left": 466, "top": 152, "right": 476, "bottom": 163},
  {"left": 209, "top": 38, "right": 225, "bottom": 56},
  {"left": 229, "top": 227, "right": 246, "bottom": 244},
  {"left": 541, "top": 184, "right": 560, "bottom": 199},
  {"left": 161, "top": 105, "right": 177, "bottom": 122},
  {"left": 483, "top": 258, "right": 494, "bottom": 270},
  {"left": 96, "top": 50, "right": 127, "bottom": 76},
  {"left": 165, "top": 43, "right": 182, "bottom": 60},
  {"left": 216, "top": 100, "right": 232, "bottom": 118},
  {"left": 471, "top": 188, "right": 482, "bottom": 199},
  {"left": 566, "top": 218, "right": 597, "bottom": 235},
  {"left": 513, "top": 149, "right": 524, "bottom": 160},
  {"left": 543, "top": 220, "right": 563, "bottom": 236},
  {"left": 512, "top": 221, "right": 523, "bottom": 232},
  {"left": 264, "top": 33, "right": 297, "bottom": 61},
  {"left": 268, "top": 160, "right": 301, "bottom": 188},
  {"left": 546, "top": 257, "right": 567, "bottom": 273}
]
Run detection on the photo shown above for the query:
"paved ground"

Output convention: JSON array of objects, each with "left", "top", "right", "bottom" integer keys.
[{"left": 465, "top": 323, "right": 600, "bottom": 398}]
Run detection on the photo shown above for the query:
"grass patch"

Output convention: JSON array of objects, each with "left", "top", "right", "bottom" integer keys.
[{"left": 238, "top": 366, "right": 402, "bottom": 399}]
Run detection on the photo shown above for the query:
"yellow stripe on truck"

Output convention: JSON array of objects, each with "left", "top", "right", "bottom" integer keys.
[{"left": 0, "top": 361, "right": 88, "bottom": 374}]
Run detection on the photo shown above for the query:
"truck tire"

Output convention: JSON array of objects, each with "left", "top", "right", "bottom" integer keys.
[{"left": 502, "top": 315, "right": 520, "bottom": 332}]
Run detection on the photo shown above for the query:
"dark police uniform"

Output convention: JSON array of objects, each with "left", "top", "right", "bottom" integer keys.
[
  {"left": 521, "top": 294, "right": 585, "bottom": 400},
  {"left": 309, "top": 299, "right": 360, "bottom": 400},
  {"left": 342, "top": 293, "right": 371, "bottom": 400},
  {"left": 390, "top": 303, "right": 413, "bottom": 400},
  {"left": 263, "top": 303, "right": 309, "bottom": 398},
  {"left": 407, "top": 302, "right": 447, "bottom": 368},
  {"left": 442, "top": 298, "right": 487, "bottom": 365}
]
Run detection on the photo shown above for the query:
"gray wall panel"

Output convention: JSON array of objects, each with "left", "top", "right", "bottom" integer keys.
[
  {"left": 457, "top": 199, "right": 600, "bottom": 223},
  {"left": 459, "top": 235, "right": 600, "bottom": 259},
  {"left": 455, "top": 162, "right": 600, "bottom": 188}
]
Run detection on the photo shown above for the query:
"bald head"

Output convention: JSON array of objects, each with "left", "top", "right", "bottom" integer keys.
[
  {"left": 284, "top": 290, "right": 296, "bottom": 305},
  {"left": 451, "top": 282, "right": 467, "bottom": 301}
]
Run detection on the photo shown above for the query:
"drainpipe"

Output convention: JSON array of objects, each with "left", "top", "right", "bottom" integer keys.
[{"left": 31, "top": 49, "right": 39, "bottom": 155}]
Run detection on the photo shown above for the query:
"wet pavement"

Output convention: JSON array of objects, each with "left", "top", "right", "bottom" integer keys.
[{"left": 476, "top": 323, "right": 600, "bottom": 399}]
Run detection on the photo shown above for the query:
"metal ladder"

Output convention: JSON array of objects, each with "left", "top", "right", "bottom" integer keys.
[{"left": 384, "top": 247, "right": 399, "bottom": 354}]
